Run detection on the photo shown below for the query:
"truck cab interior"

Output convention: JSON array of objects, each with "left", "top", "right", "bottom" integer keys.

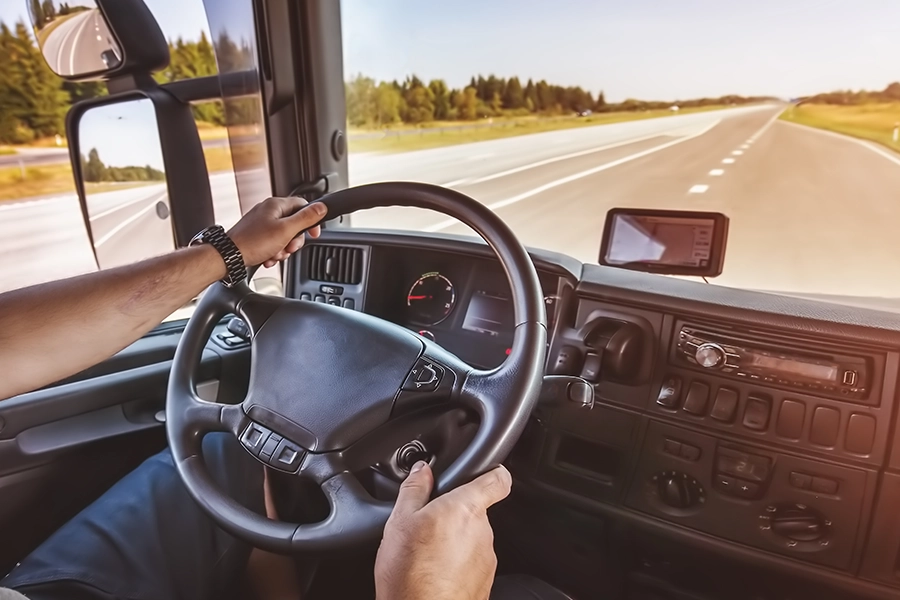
[{"left": 4, "top": 1, "right": 900, "bottom": 599}]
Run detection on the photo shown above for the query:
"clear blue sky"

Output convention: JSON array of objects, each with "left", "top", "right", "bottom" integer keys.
[
  {"left": 79, "top": 99, "right": 165, "bottom": 170},
  {"left": 3, "top": 0, "right": 899, "bottom": 101}
]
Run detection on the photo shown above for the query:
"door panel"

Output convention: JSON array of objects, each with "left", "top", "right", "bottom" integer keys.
[{"left": 0, "top": 321, "right": 250, "bottom": 575}]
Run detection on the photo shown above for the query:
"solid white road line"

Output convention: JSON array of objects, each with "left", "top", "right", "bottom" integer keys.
[
  {"left": 780, "top": 120, "right": 900, "bottom": 169},
  {"left": 442, "top": 177, "right": 471, "bottom": 187},
  {"left": 689, "top": 184, "right": 709, "bottom": 193},
  {"left": 722, "top": 158, "right": 736, "bottom": 164},
  {"left": 747, "top": 107, "right": 784, "bottom": 143},
  {"left": 69, "top": 11, "right": 95, "bottom": 75},
  {"left": 89, "top": 190, "right": 167, "bottom": 221},
  {"left": 459, "top": 129, "right": 687, "bottom": 187},
  {"left": 732, "top": 150, "right": 744, "bottom": 155},
  {"left": 424, "top": 119, "right": 722, "bottom": 233},
  {"left": 709, "top": 169, "right": 725, "bottom": 176},
  {"left": 466, "top": 153, "right": 495, "bottom": 161},
  {"left": 94, "top": 197, "right": 165, "bottom": 246}
]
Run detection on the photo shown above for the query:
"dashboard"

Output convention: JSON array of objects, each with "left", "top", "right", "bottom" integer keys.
[{"left": 292, "top": 229, "right": 900, "bottom": 600}]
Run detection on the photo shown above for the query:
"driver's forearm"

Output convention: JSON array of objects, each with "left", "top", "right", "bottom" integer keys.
[{"left": 0, "top": 244, "right": 226, "bottom": 401}]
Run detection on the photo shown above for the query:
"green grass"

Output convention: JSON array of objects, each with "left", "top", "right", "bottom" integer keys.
[
  {"left": 0, "top": 147, "right": 17, "bottom": 156},
  {"left": 779, "top": 103, "right": 900, "bottom": 153},
  {"left": 348, "top": 105, "right": 735, "bottom": 154}
]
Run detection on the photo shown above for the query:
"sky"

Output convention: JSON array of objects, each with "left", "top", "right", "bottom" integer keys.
[
  {"left": 3, "top": 0, "right": 900, "bottom": 101},
  {"left": 79, "top": 99, "right": 166, "bottom": 171}
]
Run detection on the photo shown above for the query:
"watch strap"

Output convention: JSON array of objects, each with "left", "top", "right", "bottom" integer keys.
[{"left": 190, "top": 225, "right": 247, "bottom": 287}]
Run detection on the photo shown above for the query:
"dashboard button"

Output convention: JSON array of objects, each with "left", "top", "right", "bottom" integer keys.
[
  {"left": 710, "top": 387, "right": 738, "bottom": 423},
  {"left": 402, "top": 359, "right": 444, "bottom": 392},
  {"left": 845, "top": 413, "right": 876, "bottom": 455},
  {"left": 663, "top": 439, "right": 682, "bottom": 456},
  {"left": 775, "top": 399, "right": 806, "bottom": 440},
  {"left": 731, "top": 480, "right": 761, "bottom": 500},
  {"left": 269, "top": 439, "right": 304, "bottom": 473},
  {"left": 580, "top": 352, "right": 602, "bottom": 382},
  {"left": 682, "top": 382, "right": 709, "bottom": 416},
  {"left": 714, "top": 474, "right": 737, "bottom": 493},
  {"left": 300, "top": 292, "right": 312, "bottom": 301},
  {"left": 811, "top": 476, "right": 839, "bottom": 495},
  {"left": 327, "top": 296, "right": 341, "bottom": 306},
  {"left": 314, "top": 294, "right": 326, "bottom": 303},
  {"left": 810, "top": 406, "right": 840, "bottom": 447},
  {"left": 742, "top": 395, "right": 771, "bottom": 431},
  {"left": 789, "top": 472, "right": 812, "bottom": 490},
  {"left": 680, "top": 444, "right": 701, "bottom": 461},
  {"left": 342, "top": 298, "right": 355, "bottom": 310},
  {"left": 259, "top": 433, "right": 282, "bottom": 460},
  {"left": 657, "top": 376, "right": 682, "bottom": 409},
  {"left": 240, "top": 423, "right": 271, "bottom": 456}
]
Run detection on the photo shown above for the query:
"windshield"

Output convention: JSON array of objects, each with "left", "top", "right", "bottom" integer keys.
[{"left": 340, "top": 0, "right": 900, "bottom": 310}]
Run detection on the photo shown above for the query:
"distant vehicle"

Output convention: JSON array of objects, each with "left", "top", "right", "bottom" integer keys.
[
  {"left": 578, "top": 109, "right": 592, "bottom": 117},
  {"left": 669, "top": 105, "right": 680, "bottom": 112}
]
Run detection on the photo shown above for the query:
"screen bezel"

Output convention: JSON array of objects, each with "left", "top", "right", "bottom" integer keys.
[{"left": 598, "top": 208, "right": 730, "bottom": 277}]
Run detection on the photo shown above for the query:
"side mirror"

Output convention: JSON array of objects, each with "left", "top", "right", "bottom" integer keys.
[
  {"left": 26, "top": 0, "right": 168, "bottom": 81},
  {"left": 67, "top": 93, "right": 215, "bottom": 268}
]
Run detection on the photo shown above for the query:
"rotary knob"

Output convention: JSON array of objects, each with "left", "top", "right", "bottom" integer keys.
[
  {"left": 654, "top": 471, "right": 705, "bottom": 509},
  {"left": 695, "top": 343, "right": 726, "bottom": 369}
]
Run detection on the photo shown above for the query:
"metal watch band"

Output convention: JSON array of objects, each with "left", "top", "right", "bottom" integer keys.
[{"left": 190, "top": 225, "right": 248, "bottom": 288}]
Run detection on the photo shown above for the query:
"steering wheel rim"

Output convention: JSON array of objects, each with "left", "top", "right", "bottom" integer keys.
[{"left": 166, "top": 181, "right": 546, "bottom": 553}]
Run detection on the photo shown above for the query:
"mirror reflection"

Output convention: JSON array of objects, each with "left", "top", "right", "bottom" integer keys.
[
  {"left": 78, "top": 99, "right": 175, "bottom": 268},
  {"left": 27, "top": 0, "right": 122, "bottom": 77}
]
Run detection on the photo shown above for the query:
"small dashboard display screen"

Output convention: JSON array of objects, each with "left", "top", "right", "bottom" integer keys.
[
  {"left": 605, "top": 214, "right": 715, "bottom": 268},
  {"left": 462, "top": 291, "right": 512, "bottom": 337},
  {"left": 747, "top": 352, "right": 839, "bottom": 382}
]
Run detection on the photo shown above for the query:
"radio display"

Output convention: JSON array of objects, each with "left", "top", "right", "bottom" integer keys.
[{"left": 747, "top": 352, "right": 838, "bottom": 382}]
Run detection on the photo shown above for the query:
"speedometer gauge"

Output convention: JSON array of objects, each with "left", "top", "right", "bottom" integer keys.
[{"left": 407, "top": 272, "right": 456, "bottom": 325}]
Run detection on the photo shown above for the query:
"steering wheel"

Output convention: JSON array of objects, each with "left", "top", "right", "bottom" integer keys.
[{"left": 166, "top": 181, "right": 546, "bottom": 553}]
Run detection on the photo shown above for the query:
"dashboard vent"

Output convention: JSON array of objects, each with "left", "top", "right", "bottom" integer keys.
[{"left": 306, "top": 245, "right": 363, "bottom": 284}]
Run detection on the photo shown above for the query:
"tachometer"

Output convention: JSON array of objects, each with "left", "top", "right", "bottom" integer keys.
[{"left": 407, "top": 272, "right": 456, "bottom": 325}]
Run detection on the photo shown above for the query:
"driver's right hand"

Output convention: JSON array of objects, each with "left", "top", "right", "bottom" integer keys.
[{"left": 374, "top": 461, "right": 512, "bottom": 600}]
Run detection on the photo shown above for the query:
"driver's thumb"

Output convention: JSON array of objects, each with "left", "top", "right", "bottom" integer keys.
[{"left": 392, "top": 461, "right": 434, "bottom": 517}]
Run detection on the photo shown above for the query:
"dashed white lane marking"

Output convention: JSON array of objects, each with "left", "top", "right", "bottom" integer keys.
[
  {"left": 709, "top": 169, "right": 725, "bottom": 176},
  {"left": 425, "top": 119, "right": 723, "bottom": 232},
  {"left": 780, "top": 120, "right": 900, "bottom": 169},
  {"left": 96, "top": 35, "right": 102, "bottom": 41},
  {"left": 722, "top": 158, "right": 736, "bottom": 164},
  {"left": 740, "top": 144, "right": 750, "bottom": 149},
  {"left": 95, "top": 198, "right": 164, "bottom": 247},
  {"left": 732, "top": 150, "right": 744, "bottom": 155},
  {"left": 688, "top": 184, "right": 709, "bottom": 194}
]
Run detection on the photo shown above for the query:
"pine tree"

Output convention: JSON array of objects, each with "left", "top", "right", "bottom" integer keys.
[{"left": 503, "top": 76, "right": 524, "bottom": 109}]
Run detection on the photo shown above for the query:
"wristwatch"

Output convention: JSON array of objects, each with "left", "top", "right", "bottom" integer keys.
[{"left": 189, "top": 225, "right": 248, "bottom": 287}]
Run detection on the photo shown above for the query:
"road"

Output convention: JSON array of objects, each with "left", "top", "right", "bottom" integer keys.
[
  {"left": 40, "top": 9, "right": 118, "bottom": 77},
  {"left": 4, "top": 104, "right": 900, "bottom": 306}
]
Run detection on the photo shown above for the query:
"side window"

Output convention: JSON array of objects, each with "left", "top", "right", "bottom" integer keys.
[{"left": 0, "top": 0, "right": 249, "bottom": 313}]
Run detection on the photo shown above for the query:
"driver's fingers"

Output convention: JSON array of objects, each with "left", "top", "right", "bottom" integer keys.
[
  {"left": 392, "top": 461, "right": 434, "bottom": 518},
  {"left": 286, "top": 201, "right": 327, "bottom": 232},
  {"left": 444, "top": 465, "right": 512, "bottom": 514}
]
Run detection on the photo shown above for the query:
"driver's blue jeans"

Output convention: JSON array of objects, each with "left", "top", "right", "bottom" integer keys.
[
  {"left": 1, "top": 434, "right": 265, "bottom": 600},
  {"left": 1, "top": 435, "right": 559, "bottom": 600}
]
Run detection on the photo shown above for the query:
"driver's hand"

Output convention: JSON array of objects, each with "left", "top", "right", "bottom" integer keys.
[
  {"left": 227, "top": 197, "right": 327, "bottom": 268},
  {"left": 374, "top": 461, "right": 512, "bottom": 600}
]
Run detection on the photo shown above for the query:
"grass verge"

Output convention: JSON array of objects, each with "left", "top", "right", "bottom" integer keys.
[
  {"left": 0, "top": 164, "right": 75, "bottom": 202},
  {"left": 348, "top": 105, "right": 736, "bottom": 154},
  {"left": 0, "top": 147, "right": 17, "bottom": 156},
  {"left": 779, "top": 103, "right": 900, "bottom": 153}
]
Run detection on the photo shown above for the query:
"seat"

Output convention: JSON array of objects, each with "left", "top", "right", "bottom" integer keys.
[{"left": 492, "top": 574, "right": 576, "bottom": 599}]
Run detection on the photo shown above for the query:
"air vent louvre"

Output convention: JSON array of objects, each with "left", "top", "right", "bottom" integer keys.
[{"left": 306, "top": 245, "right": 363, "bottom": 284}]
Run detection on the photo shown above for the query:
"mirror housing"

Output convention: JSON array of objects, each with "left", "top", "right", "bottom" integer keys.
[
  {"left": 67, "top": 91, "right": 215, "bottom": 264},
  {"left": 27, "top": 0, "right": 168, "bottom": 81}
]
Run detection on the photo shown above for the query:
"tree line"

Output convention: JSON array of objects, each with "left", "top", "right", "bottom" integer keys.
[
  {"left": 0, "top": 19, "right": 256, "bottom": 145},
  {"left": 81, "top": 147, "right": 165, "bottom": 183},
  {"left": 801, "top": 82, "right": 900, "bottom": 106},
  {"left": 28, "top": 0, "right": 90, "bottom": 30},
  {"left": 345, "top": 73, "right": 773, "bottom": 128}
]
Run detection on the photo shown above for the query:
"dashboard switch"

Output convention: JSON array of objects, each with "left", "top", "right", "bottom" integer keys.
[
  {"left": 811, "top": 476, "right": 839, "bottom": 495},
  {"left": 342, "top": 298, "right": 355, "bottom": 310},
  {"left": 682, "top": 382, "right": 709, "bottom": 416},
  {"left": 680, "top": 444, "right": 701, "bottom": 461},
  {"left": 550, "top": 345, "right": 582, "bottom": 375},
  {"left": 269, "top": 439, "right": 304, "bottom": 473},
  {"left": 327, "top": 296, "right": 341, "bottom": 306},
  {"left": 710, "top": 388, "right": 738, "bottom": 422},
  {"left": 320, "top": 284, "right": 344, "bottom": 295},
  {"left": 663, "top": 439, "right": 682, "bottom": 456},
  {"left": 810, "top": 406, "right": 840, "bottom": 447},
  {"left": 240, "top": 423, "right": 271, "bottom": 456},
  {"left": 300, "top": 293, "right": 311, "bottom": 301},
  {"left": 789, "top": 472, "right": 812, "bottom": 490},
  {"left": 845, "top": 413, "right": 876, "bottom": 455},
  {"left": 742, "top": 395, "right": 771, "bottom": 431},
  {"left": 580, "top": 352, "right": 602, "bottom": 382},
  {"left": 775, "top": 399, "right": 806, "bottom": 440},
  {"left": 656, "top": 376, "right": 682, "bottom": 409},
  {"left": 314, "top": 294, "right": 326, "bottom": 303}
]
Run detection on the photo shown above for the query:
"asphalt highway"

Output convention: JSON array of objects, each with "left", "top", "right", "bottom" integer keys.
[
  {"left": 3, "top": 104, "right": 900, "bottom": 306},
  {"left": 40, "top": 9, "right": 117, "bottom": 78}
]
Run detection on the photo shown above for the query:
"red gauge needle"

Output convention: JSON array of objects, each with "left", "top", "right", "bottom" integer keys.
[{"left": 408, "top": 295, "right": 430, "bottom": 300}]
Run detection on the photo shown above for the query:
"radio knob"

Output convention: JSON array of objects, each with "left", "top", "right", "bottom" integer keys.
[{"left": 695, "top": 343, "right": 726, "bottom": 369}]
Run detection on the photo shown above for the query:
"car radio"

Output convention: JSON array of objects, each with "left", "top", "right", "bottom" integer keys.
[{"left": 675, "top": 327, "right": 870, "bottom": 400}]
